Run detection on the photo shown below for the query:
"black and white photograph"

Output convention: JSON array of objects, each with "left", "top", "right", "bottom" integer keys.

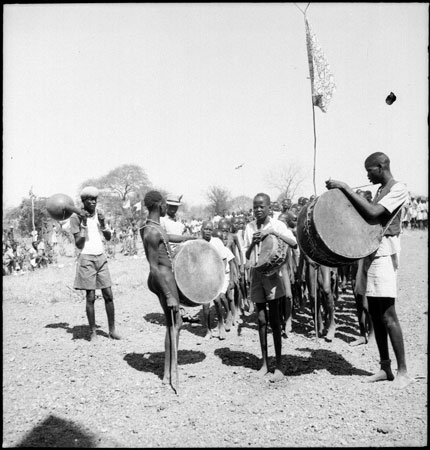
[{"left": 3, "top": 2, "right": 428, "bottom": 447}]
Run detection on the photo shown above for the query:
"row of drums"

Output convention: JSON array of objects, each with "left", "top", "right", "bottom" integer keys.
[
  {"left": 45, "top": 190, "right": 383, "bottom": 307},
  {"left": 163, "top": 188, "right": 383, "bottom": 306}
]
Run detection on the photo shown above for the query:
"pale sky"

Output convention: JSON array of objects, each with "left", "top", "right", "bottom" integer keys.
[{"left": 3, "top": 3, "right": 429, "bottom": 209}]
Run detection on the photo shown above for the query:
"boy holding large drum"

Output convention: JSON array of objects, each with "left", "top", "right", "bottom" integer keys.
[{"left": 326, "top": 152, "right": 411, "bottom": 389}]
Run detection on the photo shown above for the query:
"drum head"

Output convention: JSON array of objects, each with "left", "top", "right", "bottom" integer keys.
[
  {"left": 173, "top": 240, "right": 225, "bottom": 304},
  {"left": 313, "top": 189, "right": 383, "bottom": 260},
  {"left": 254, "top": 234, "right": 276, "bottom": 269}
]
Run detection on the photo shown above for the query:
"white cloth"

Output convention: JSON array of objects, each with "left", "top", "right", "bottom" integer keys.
[
  {"left": 366, "top": 255, "right": 398, "bottom": 298},
  {"left": 208, "top": 237, "right": 234, "bottom": 272},
  {"left": 161, "top": 216, "right": 185, "bottom": 236},
  {"left": 208, "top": 236, "right": 235, "bottom": 294},
  {"left": 80, "top": 213, "right": 105, "bottom": 256}
]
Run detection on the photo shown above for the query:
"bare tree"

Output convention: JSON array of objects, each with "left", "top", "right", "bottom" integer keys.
[
  {"left": 206, "top": 185, "right": 231, "bottom": 216},
  {"left": 230, "top": 195, "right": 253, "bottom": 213},
  {"left": 266, "top": 163, "right": 307, "bottom": 202},
  {"left": 79, "top": 164, "right": 151, "bottom": 201},
  {"left": 78, "top": 164, "right": 152, "bottom": 229}
]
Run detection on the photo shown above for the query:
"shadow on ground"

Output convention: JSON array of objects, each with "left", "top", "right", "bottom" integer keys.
[
  {"left": 292, "top": 287, "right": 362, "bottom": 344},
  {"left": 124, "top": 349, "right": 206, "bottom": 379},
  {"left": 45, "top": 322, "right": 107, "bottom": 341},
  {"left": 215, "top": 346, "right": 372, "bottom": 377},
  {"left": 15, "top": 414, "right": 98, "bottom": 448}
]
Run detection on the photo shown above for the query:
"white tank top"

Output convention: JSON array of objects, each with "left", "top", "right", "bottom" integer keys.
[{"left": 81, "top": 213, "right": 104, "bottom": 255}]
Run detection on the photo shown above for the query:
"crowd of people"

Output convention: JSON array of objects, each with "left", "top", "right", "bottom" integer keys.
[
  {"left": 134, "top": 151, "right": 416, "bottom": 391},
  {"left": 2, "top": 227, "right": 56, "bottom": 276},
  {"left": 401, "top": 196, "right": 428, "bottom": 230},
  {"left": 5, "top": 152, "right": 423, "bottom": 395}
]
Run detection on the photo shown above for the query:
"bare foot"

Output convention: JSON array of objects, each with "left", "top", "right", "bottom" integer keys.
[
  {"left": 204, "top": 330, "right": 212, "bottom": 340},
  {"left": 225, "top": 318, "right": 232, "bottom": 332},
  {"left": 90, "top": 331, "right": 98, "bottom": 342},
  {"left": 349, "top": 336, "right": 367, "bottom": 347},
  {"left": 247, "top": 302, "right": 254, "bottom": 315},
  {"left": 109, "top": 331, "right": 121, "bottom": 340},
  {"left": 218, "top": 326, "right": 226, "bottom": 340},
  {"left": 325, "top": 325, "right": 336, "bottom": 342},
  {"left": 393, "top": 372, "right": 413, "bottom": 389},
  {"left": 257, "top": 365, "right": 269, "bottom": 378},
  {"left": 363, "top": 369, "right": 394, "bottom": 383},
  {"left": 270, "top": 368, "right": 284, "bottom": 383}
]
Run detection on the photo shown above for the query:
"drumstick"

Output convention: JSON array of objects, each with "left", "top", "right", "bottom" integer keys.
[
  {"left": 327, "top": 178, "right": 375, "bottom": 190},
  {"left": 314, "top": 269, "right": 319, "bottom": 344},
  {"left": 352, "top": 183, "right": 375, "bottom": 190},
  {"left": 170, "top": 308, "right": 178, "bottom": 395}
]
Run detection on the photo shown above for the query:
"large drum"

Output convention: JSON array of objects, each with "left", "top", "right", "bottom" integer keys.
[
  {"left": 296, "top": 188, "right": 383, "bottom": 267},
  {"left": 173, "top": 239, "right": 225, "bottom": 307},
  {"left": 253, "top": 234, "right": 288, "bottom": 276}
]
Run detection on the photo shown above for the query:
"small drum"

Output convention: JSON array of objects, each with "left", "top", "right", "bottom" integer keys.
[
  {"left": 296, "top": 188, "right": 383, "bottom": 267},
  {"left": 253, "top": 234, "right": 288, "bottom": 276},
  {"left": 173, "top": 239, "right": 225, "bottom": 307}
]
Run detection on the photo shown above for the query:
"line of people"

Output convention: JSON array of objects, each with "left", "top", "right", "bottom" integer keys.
[{"left": 64, "top": 151, "right": 414, "bottom": 394}]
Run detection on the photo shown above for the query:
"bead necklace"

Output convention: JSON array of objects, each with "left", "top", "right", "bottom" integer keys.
[
  {"left": 146, "top": 219, "right": 160, "bottom": 226},
  {"left": 141, "top": 220, "right": 174, "bottom": 271}
]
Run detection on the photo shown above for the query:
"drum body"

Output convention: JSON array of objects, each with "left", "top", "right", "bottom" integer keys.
[
  {"left": 46, "top": 193, "right": 77, "bottom": 221},
  {"left": 173, "top": 239, "right": 225, "bottom": 307},
  {"left": 296, "top": 189, "right": 383, "bottom": 267},
  {"left": 254, "top": 234, "right": 288, "bottom": 276}
]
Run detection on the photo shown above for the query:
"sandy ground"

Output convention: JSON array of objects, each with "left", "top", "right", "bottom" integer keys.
[{"left": 2, "top": 229, "right": 427, "bottom": 447}]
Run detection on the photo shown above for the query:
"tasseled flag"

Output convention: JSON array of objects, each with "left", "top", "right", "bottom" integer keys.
[{"left": 305, "top": 16, "right": 336, "bottom": 112}]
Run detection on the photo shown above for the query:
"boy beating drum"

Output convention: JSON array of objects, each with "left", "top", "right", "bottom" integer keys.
[{"left": 244, "top": 193, "right": 297, "bottom": 382}]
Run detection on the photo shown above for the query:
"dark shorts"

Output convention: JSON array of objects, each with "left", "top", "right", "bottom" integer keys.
[
  {"left": 74, "top": 253, "right": 112, "bottom": 290},
  {"left": 250, "top": 268, "right": 285, "bottom": 303}
]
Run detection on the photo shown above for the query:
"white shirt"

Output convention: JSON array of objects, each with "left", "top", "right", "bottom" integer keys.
[
  {"left": 207, "top": 237, "right": 235, "bottom": 274},
  {"left": 77, "top": 213, "right": 105, "bottom": 256},
  {"left": 161, "top": 215, "right": 185, "bottom": 236},
  {"left": 244, "top": 217, "right": 296, "bottom": 266}
]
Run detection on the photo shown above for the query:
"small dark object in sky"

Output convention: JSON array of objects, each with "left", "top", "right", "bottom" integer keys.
[{"left": 386, "top": 92, "right": 397, "bottom": 105}]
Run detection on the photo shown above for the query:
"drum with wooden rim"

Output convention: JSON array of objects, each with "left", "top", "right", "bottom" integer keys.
[
  {"left": 253, "top": 234, "right": 288, "bottom": 276},
  {"left": 296, "top": 189, "right": 383, "bottom": 267},
  {"left": 173, "top": 239, "right": 225, "bottom": 306}
]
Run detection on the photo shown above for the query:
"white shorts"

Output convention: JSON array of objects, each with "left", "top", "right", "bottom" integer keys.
[
  {"left": 222, "top": 273, "right": 231, "bottom": 294},
  {"left": 366, "top": 255, "right": 398, "bottom": 298}
]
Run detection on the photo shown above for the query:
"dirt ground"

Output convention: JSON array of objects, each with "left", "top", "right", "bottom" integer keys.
[{"left": 2, "top": 229, "right": 428, "bottom": 448}]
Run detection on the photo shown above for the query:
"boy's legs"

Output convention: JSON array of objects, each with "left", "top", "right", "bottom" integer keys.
[
  {"left": 102, "top": 287, "right": 120, "bottom": 339},
  {"left": 365, "top": 297, "right": 394, "bottom": 382},
  {"left": 85, "top": 290, "right": 97, "bottom": 341},
  {"left": 256, "top": 302, "right": 269, "bottom": 377},
  {"left": 268, "top": 297, "right": 285, "bottom": 382}
]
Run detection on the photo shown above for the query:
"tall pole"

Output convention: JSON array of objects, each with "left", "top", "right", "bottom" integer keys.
[
  {"left": 30, "top": 187, "right": 36, "bottom": 242},
  {"left": 31, "top": 196, "right": 35, "bottom": 232}
]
